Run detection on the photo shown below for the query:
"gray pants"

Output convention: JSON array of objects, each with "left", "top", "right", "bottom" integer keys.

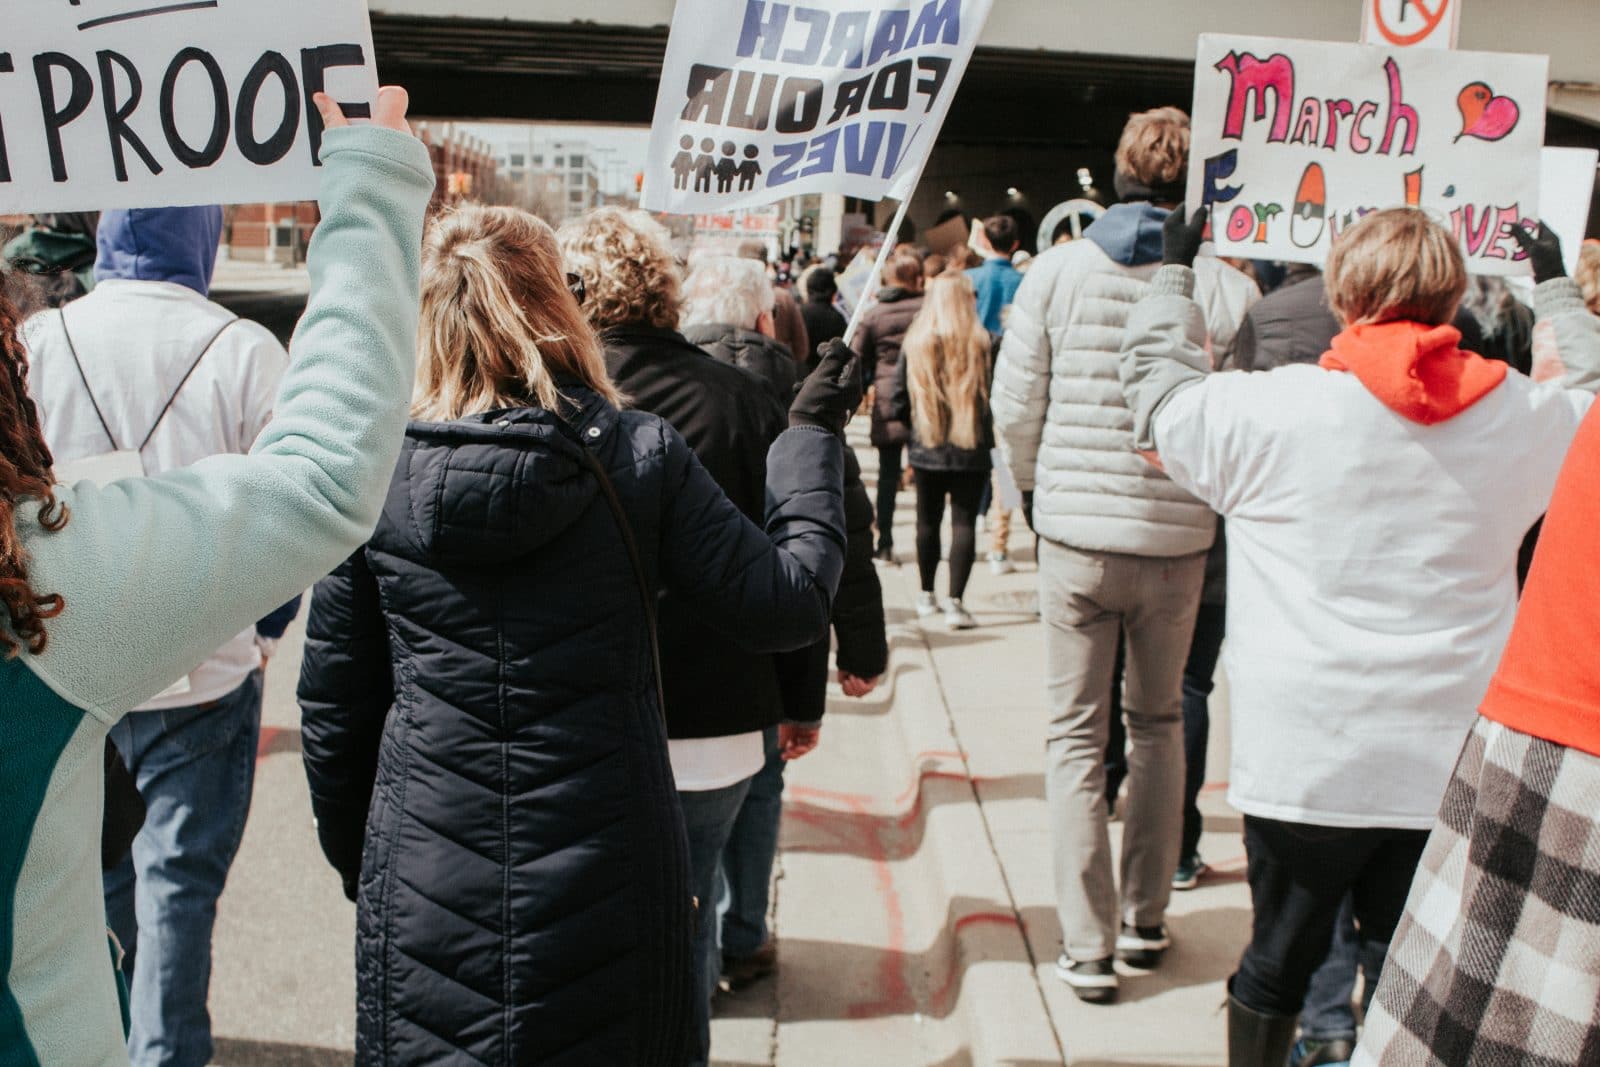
[{"left": 1040, "top": 540, "right": 1206, "bottom": 962}]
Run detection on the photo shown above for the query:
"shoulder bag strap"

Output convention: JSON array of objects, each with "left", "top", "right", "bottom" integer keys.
[
  {"left": 57, "top": 310, "right": 121, "bottom": 452},
  {"left": 138, "top": 317, "right": 240, "bottom": 452},
  {"left": 573, "top": 443, "right": 669, "bottom": 730}
]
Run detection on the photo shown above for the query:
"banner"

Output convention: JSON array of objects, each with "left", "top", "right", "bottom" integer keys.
[
  {"left": 0, "top": 0, "right": 380, "bottom": 214},
  {"left": 1361, "top": 0, "right": 1461, "bottom": 50},
  {"left": 641, "top": 0, "right": 993, "bottom": 215},
  {"left": 1187, "top": 34, "right": 1547, "bottom": 275}
]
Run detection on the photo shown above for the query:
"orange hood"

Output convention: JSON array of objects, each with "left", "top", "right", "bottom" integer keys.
[{"left": 1319, "top": 321, "right": 1507, "bottom": 425}]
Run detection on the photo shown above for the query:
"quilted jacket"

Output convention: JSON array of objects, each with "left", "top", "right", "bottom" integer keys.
[
  {"left": 991, "top": 225, "right": 1257, "bottom": 556},
  {"left": 297, "top": 385, "right": 846, "bottom": 1066}
]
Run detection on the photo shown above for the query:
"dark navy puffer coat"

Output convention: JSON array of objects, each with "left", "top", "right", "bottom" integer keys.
[{"left": 297, "top": 386, "right": 845, "bottom": 1066}]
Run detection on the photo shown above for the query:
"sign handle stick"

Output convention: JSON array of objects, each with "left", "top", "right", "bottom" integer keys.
[{"left": 843, "top": 180, "right": 921, "bottom": 348}]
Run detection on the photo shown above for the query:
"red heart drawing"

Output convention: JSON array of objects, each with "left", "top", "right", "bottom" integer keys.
[{"left": 1456, "top": 83, "right": 1520, "bottom": 143}]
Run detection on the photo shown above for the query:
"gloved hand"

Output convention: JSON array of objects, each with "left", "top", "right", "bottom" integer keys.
[
  {"left": 1163, "top": 204, "right": 1208, "bottom": 268},
  {"left": 790, "top": 339, "right": 864, "bottom": 435},
  {"left": 1513, "top": 221, "right": 1566, "bottom": 285}
]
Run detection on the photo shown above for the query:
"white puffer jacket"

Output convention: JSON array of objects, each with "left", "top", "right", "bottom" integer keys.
[{"left": 992, "top": 234, "right": 1258, "bottom": 556}]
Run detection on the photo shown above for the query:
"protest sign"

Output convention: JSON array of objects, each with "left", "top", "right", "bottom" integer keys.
[
  {"left": 1187, "top": 34, "right": 1547, "bottom": 275},
  {"left": 694, "top": 206, "right": 785, "bottom": 239},
  {"left": 1362, "top": 0, "right": 1461, "bottom": 50},
  {"left": 0, "top": 0, "right": 379, "bottom": 214},
  {"left": 1539, "top": 147, "right": 1598, "bottom": 277},
  {"left": 641, "top": 0, "right": 994, "bottom": 215}
]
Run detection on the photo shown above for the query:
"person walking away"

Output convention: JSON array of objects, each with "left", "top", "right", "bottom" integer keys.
[
  {"left": 990, "top": 106, "right": 1258, "bottom": 1004},
  {"left": 681, "top": 255, "right": 798, "bottom": 404},
  {"left": 1121, "top": 207, "right": 1598, "bottom": 1065},
  {"left": 0, "top": 88, "right": 430, "bottom": 1067},
  {"left": 1354, "top": 238, "right": 1600, "bottom": 1067},
  {"left": 740, "top": 239, "right": 809, "bottom": 363},
  {"left": 858, "top": 248, "right": 926, "bottom": 561},
  {"left": 299, "top": 204, "right": 856, "bottom": 1066},
  {"left": 967, "top": 214, "right": 1024, "bottom": 336},
  {"left": 560, "top": 207, "right": 837, "bottom": 1066},
  {"left": 798, "top": 264, "right": 848, "bottom": 359},
  {"left": 23, "top": 204, "right": 292, "bottom": 1067},
  {"left": 891, "top": 273, "right": 994, "bottom": 630},
  {"left": 1226, "top": 251, "right": 1491, "bottom": 1067}
]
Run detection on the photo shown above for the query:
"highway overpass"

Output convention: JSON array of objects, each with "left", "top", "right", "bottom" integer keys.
[{"left": 368, "top": 1, "right": 1600, "bottom": 234}]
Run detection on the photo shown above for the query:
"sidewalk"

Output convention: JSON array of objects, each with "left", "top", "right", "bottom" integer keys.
[{"left": 205, "top": 425, "right": 1251, "bottom": 1066}]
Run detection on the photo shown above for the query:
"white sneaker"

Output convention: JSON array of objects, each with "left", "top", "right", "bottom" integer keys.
[
  {"left": 988, "top": 551, "right": 1015, "bottom": 576},
  {"left": 944, "top": 599, "right": 977, "bottom": 630},
  {"left": 915, "top": 592, "right": 938, "bottom": 618}
]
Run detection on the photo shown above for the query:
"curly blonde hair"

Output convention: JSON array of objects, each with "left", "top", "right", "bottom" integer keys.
[
  {"left": 1115, "top": 107, "right": 1190, "bottom": 189},
  {"left": 557, "top": 208, "right": 682, "bottom": 332}
]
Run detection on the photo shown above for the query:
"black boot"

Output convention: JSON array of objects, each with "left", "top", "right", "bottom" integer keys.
[{"left": 1227, "top": 996, "right": 1299, "bottom": 1067}]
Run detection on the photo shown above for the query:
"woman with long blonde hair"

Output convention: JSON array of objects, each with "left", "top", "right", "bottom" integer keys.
[
  {"left": 296, "top": 203, "right": 861, "bottom": 1065},
  {"left": 892, "top": 272, "right": 994, "bottom": 629}
]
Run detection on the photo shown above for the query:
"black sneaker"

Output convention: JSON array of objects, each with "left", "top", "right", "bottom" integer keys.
[
  {"left": 1055, "top": 954, "right": 1118, "bottom": 1004},
  {"left": 1172, "top": 854, "right": 1208, "bottom": 891},
  {"left": 1115, "top": 923, "right": 1171, "bottom": 969},
  {"left": 873, "top": 545, "right": 896, "bottom": 563}
]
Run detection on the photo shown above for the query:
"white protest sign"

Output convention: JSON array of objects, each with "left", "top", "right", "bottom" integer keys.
[
  {"left": 1361, "top": 0, "right": 1461, "bottom": 50},
  {"left": 0, "top": 0, "right": 380, "bottom": 214},
  {"left": 641, "top": 0, "right": 993, "bottom": 215},
  {"left": 1187, "top": 35, "right": 1547, "bottom": 275},
  {"left": 1539, "top": 147, "right": 1598, "bottom": 277},
  {"left": 694, "top": 205, "right": 785, "bottom": 239}
]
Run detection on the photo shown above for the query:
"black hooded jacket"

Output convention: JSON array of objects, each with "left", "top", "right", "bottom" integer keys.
[{"left": 298, "top": 386, "right": 845, "bottom": 1065}]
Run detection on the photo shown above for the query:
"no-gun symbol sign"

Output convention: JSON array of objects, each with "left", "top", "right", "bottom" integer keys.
[{"left": 1362, "top": 0, "right": 1461, "bottom": 51}]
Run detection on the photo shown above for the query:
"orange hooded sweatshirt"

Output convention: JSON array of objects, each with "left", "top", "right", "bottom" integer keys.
[
  {"left": 1479, "top": 405, "right": 1600, "bottom": 755},
  {"left": 1319, "top": 322, "right": 1506, "bottom": 424}
]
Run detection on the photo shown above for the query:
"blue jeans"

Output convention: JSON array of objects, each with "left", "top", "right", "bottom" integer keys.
[
  {"left": 678, "top": 774, "right": 755, "bottom": 1067},
  {"left": 104, "top": 672, "right": 263, "bottom": 1067},
  {"left": 1301, "top": 894, "right": 1385, "bottom": 1043},
  {"left": 720, "top": 727, "right": 784, "bottom": 959}
]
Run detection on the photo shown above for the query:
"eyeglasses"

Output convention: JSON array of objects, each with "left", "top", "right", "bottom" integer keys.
[{"left": 566, "top": 272, "right": 586, "bottom": 305}]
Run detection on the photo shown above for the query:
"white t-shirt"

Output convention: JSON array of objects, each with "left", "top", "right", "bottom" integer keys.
[
  {"left": 668, "top": 731, "right": 765, "bottom": 792},
  {"left": 26, "top": 279, "right": 290, "bottom": 710},
  {"left": 1156, "top": 365, "right": 1592, "bottom": 829}
]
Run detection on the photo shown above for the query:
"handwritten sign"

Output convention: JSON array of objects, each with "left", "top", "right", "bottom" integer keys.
[
  {"left": 641, "top": 0, "right": 993, "bottom": 215},
  {"left": 1187, "top": 34, "right": 1547, "bottom": 275},
  {"left": 1362, "top": 0, "right": 1461, "bottom": 50},
  {"left": 0, "top": 0, "right": 380, "bottom": 213},
  {"left": 694, "top": 206, "right": 785, "bottom": 238}
]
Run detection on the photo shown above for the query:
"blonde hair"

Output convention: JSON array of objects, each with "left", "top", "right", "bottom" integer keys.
[
  {"left": 557, "top": 207, "right": 682, "bottom": 332},
  {"left": 415, "top": 204, "right": 621, "bottom": 421},
  {"left": 1115, "top": 107, "right": 1190, "bottom": 188},
  {"left": 1577, "top": 243, "right": 1600, "bottom": 317},
  {"left": 681, "top": 256, "right": 773, "bottom": 330},
  {"left": 1326, "top": 208, "right": 1467, "bottom": 328},
  {"left": 903, "top": 274, "right": 990, "bottom": 450}
]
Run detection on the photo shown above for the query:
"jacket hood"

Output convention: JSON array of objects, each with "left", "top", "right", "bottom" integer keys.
[
  {"left": 682, "top": 322, "right": 791, "bottom": 358},
  {"left": 387, "top": 390, "right": 616, "bottom": 566},
  {"left": 1085, "top": 203, "right": 1168, "bottom": 267},
  {"left": 95, "top": 207, "right": 223, "bottom": 295},
  {"left": 1320, "top": 321, "right": 1507, "bottom": 425},
  {"left": 5, "top": 228, "right": 98, "bottom": 273}
]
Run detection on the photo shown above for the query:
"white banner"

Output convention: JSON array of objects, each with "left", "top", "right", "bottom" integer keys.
[
  {"left": 641, "top": 0, "right": 993, "bottom": 215},
  {"left": 0, "top": 0, "right": 380, "bottom": 214},
  {"left": 1187, "top": 34, "right": 1547, "bottom": 275},
  {"left": 1540, "top": 147, "right": 1598, "bottom": 278}
]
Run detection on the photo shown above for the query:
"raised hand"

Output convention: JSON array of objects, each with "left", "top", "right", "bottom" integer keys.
[
  {"left": 314, "top": 86, "right": 413, "bottom": 136},
  {"left": 789, "top": 339, "right": 864, "bottom": 435},
  {"left": 1513, "top": 221, "right": 1566, "bottom": 285},
  {"left": 1163, "top": 204, "right": 1208, "bottom": 268}
]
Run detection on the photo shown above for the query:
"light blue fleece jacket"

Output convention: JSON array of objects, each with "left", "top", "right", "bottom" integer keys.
[{"left": 0, "top": 125, "right": 433, "bottom": 1067}]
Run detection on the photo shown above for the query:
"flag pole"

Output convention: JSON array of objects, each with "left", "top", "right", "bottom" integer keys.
[{"left": 842, "top": 175, "right": 922, "bottom": 348}]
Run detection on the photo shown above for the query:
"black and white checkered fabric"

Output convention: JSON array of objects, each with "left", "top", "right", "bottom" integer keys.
[{"left": 1356, "top": 716, "right": 1600, "bottom": 1066}]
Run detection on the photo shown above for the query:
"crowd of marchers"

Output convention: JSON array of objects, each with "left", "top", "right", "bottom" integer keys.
[{"left": 3, "top": 85, "right": 1600, "bottom": 1067}]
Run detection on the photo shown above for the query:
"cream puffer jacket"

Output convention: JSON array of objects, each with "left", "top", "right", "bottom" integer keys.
[{"left": 991, "top": 236, "right": 1258, "bottom": 556}]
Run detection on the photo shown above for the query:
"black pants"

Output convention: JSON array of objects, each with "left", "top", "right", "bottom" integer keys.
[
  {"left": 1180, "top": 602, "right": 1227, "bottom": 860},
  {"left": 913, "top": 468, "right": 986, "bottom": 599},
  {"left": 876, "top": 444, "right": 903, "bottom": 551},
  {"left": 1232, "top": 815, "right": 1429, "bottom": 1018}
]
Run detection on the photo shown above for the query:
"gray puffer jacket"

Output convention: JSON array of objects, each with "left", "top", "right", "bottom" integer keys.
[{"left": 991, "top": 204, "right": 1258, "bottom": 556}]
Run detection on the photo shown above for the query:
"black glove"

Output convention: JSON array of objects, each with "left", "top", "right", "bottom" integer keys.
[
  {"left": 1022, "top": 491, "right": 1036, "bottom": 533},
  {"left": 1162, "top": 204, "right": 1208, "bottom": 268},
  {"left": 1513, "top": 221, "right": 1565, "bottom": 285},
  {"left": 789, "top": 339, "right": 864, "bottom": 435}
]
